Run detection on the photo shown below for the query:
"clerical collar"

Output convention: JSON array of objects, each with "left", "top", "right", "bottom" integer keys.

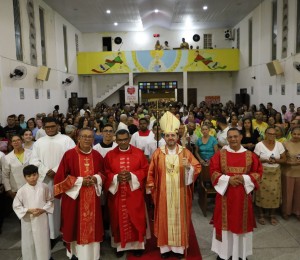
[
  {"left": 119, "top": 146, "right": 130, "bottom": 152},
  {"left": 223, "top": 145, "right": 246, "bottom": 153},
  {"left": 78, "top": 146, "right": 92, "bottom": 154},
  {"left": 100, "top": 141, "right": 113, "bottom": 148}
]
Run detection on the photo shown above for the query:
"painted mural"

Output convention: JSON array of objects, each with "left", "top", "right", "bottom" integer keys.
[{"left": 77, "top": 49, "right": 239, "bottom": 74}]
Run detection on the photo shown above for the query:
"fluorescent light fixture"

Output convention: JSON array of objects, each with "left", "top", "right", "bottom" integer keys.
[
  {"left": 114, "top": 22, "right": 118, "bottom": 26},
  {"left": 185, "top": 16, "right": 192, "bottom": 28},
  {"left": 203, "top": 6, "right": 208, "bottom": 10},
  {"left": 106, "top": 9, "right": 111, "bottom": 14}
]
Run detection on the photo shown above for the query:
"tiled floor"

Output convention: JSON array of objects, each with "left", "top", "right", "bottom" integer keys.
[{"left": 1, "top": 194, "right": 300, "bottom": 260}]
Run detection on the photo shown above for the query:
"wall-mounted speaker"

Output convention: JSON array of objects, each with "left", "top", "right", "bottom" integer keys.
[
  {"left": 114, "top": 37, "right": 122, "bottom": 45},
  {"left": 266, "top": 60, "right": 284, "bottom": 76},
  {"left": 36, "top": 66, "right": 51, "bottom": 81},
  {"left": 193, "top": 34, "right": 200, "bottom": 42},
  {"left": 225, "top": 29, "right": 235, "bottom": 40}
]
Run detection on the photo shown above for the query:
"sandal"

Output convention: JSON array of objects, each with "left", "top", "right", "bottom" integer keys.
[
  {"left": 257, "top": 214, "right": 266, "bottom": 225},
  {"left": 282, "top": 214, "right": 289, "bottom": 220},
  {"left": 270, "top": 215, "right": 278, "bottom": 226}
]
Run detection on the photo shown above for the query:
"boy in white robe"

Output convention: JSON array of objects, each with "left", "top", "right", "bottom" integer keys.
[{"left": 13, "top": 165, "right": 54, "bottom": 260}]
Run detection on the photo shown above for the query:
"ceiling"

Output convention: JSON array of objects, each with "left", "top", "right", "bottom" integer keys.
[{"left": 43, "top": 0, "right": 263, "bottom": 33}]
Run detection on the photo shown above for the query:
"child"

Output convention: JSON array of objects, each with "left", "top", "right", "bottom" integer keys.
[{"left": 13, "top": 164, "right": 54, "bottom": 260}]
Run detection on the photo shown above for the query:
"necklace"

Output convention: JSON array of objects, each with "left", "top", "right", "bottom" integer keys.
[{"left": 166, "top": 154, "right": 178, "bottom": 176}]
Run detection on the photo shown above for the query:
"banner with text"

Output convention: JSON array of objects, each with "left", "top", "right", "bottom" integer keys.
[{"left": 125, "top": 85, "right": 138, "bottom": 105}]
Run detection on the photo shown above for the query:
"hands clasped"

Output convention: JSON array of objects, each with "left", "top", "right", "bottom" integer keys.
[
  {"left": 229, "top": 175, "right": 244, "bottom": 187},
  {"left": 28, "top": 208, "right": 46, "bottom": 217},
  {"left": 117, "top": 170, "right": 132, "bottom": 183},
  {"left": 82, "top": 176, "right": 97, "bottom": 187}
]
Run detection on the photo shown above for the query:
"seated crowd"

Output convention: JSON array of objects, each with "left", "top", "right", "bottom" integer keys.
[{"left": 0, "top": 100, "right": 299, "bottom": 260}]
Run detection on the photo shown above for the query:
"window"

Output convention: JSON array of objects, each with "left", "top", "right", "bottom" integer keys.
[
  {"left": 13, "top": 0, "right": 23, "bottom": 61},
  {"left": 63, "top": 25, "right": 68, "bottom": 72},
  {"left": 282, "top": 0, "right": 288, "bottom": 58},
  {"left": 27, "top": 0, "right": 37, "bottom": 66},
  {"left": 203, "top": 34, "right": 212, "bottom": 49},
  {"left": 39, "top": 7, "right": 47, "bottom": 66},
  {"left": 249, "top": 18, "right": 252, "bottom": 66},
  {"left": 236, "top": 28, "right": 240, "bottom": 49},
  {"left": 272, "top": 0, "right": 277, "bottom": 60},
  {"left": 296, "top": 0, "right": 300, "bottom": 53},
  {"left": 75, "top": 33, "right": 79, "bottom": 53}
]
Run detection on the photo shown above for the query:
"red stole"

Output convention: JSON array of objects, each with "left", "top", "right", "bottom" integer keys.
[{"left": 76, "top": 147, "right": 97, "bottom": 244}]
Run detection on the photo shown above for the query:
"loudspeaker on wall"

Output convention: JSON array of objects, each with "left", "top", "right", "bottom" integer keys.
[
  {"left": 266, "top": 60, "right": 283, "bottom": 76},
  {"left": 37, "top": 66, "right": 51, "bottom": 81}
]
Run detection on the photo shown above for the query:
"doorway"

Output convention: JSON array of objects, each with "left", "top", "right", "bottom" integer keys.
[{"left": 102, "top": 37, "right": 112, "bottom": 51}]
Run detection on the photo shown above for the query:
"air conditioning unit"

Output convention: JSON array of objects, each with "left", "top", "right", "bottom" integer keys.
[{"left": 224, "top": 29, "right": 235, "bottom": 40}]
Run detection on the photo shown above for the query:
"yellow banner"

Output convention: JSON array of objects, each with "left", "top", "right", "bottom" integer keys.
[{"left": 77, "top": 49, "right": 239, "bottom": 74}]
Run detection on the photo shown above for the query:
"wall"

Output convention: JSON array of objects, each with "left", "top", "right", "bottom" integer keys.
[
  {"left": 81, "top": 26, "right": 232, "bottom": 52},
  {"left": 0, "top": 0, "right": 82, "bottom": 125},
  {"left": 232, "top": 0, "right": 300, "bottom": 112}
]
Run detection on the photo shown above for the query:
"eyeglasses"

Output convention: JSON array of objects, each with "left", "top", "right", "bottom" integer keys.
[
  {"left": 103, "top": 130, "right": 113, "bottom": 133},
  {"left": 80, "top": 135, "right": 93, "bottom": 139},
  {"left": 44, "top": 125, "right": 57, "bottom": 129},
  {"left": 116, "top": 138, "right": 129, "bottom": 143},
  {"left": 12, "top": 139, "right": 22, "bottom": 143}
]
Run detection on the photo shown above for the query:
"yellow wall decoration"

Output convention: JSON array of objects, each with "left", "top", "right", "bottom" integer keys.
[{"left": 77, "top": 49, "right": 239, "bottom": 74}]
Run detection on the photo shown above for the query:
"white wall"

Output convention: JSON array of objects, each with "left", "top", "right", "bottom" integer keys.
[
  {"left": 0, "top": 0, "right": 82, "bottom": 125},
  {"left": 1, "top": 0, "right": 299, "bottom": 126},
  {"left": 82, "top": 26, "right": 232, "bottom": 52},
  {"left": 232, "top": 0, "right": 300, "bottom": 112}
]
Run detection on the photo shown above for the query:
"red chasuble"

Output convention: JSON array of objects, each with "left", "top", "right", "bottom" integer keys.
[
  {"left": 54, "top": 146, "right": 105, "bottom": 245},
  {"left": 147, "top": 145, "right": 201, "bottom": 247},
  {"left": 104, "top": 145, "right": 149, "bottom": 248},
  {"left": 210, "top": 150, "right": 262, "bottom": 241}
]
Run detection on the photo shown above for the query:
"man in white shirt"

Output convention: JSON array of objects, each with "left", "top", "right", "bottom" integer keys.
[
  {"left": 216, "top": 117, "right": 229, "bottom": 148},
  {"left": 116, "top": 114, "right": 129, "bottom": 132},
  {"left": 93, "top": 124, "right": 117, "bottom": 158},
  {"left": 144, "top": 122, "right": 166, "bottom": 160},
  {"left": 30, "top": 117, "right": 75, "bottom": 249},
  {"left": 130, "top": 118, "right": 154, "bottom": 152}
]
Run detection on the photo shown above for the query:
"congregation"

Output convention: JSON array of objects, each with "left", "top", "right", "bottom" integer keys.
[{"left": 0, "top": 99, "right": 300, "bottom": 260}]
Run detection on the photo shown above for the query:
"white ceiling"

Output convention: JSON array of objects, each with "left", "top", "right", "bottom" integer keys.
[{"left": 43, "top": 0, "right": 263, "bottom": 33}]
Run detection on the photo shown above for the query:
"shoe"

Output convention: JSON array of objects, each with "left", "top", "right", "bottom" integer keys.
[
  {"left": 216, "top": 256, "right": 225, "bottom": 260},
  {"left": 270, "top": 215, "right": 278, "bottom": 226},
  {"left": 282, "top": 214, "right": 289, "bottom": 220},
  {"left": 161, "top": 252, "right": 171, "bottom": 259},
  {"left": 133, "top": 250, "right": 144, "bottom": 257},
  {"left": 71, "top": 256, "right": 78, "bottom": 260},
  {"left": 174, "top": 253, "right": 184, "bottom": 259},
  {"left": 50, "top": 239, "right": 58, "bottom": 249},
  {"left": 115, "top": 251, "right": 124, "bottom": 258},
  {"left": 257, "top": 214, "right": 266, "bottom": 225}
]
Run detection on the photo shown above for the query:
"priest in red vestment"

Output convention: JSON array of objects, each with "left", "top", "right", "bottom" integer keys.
[
  {"left": 210, "top": 128, "right": 262, "bottom": 260},
  {"left": 54, "top": 128, "right": 105, "bottom": 260},
  {"left": 147, "top": 111, "right": 201, "bottom": 259},
  {"left": 104, "top": 129, "right": 149, "bottom": 257}
]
